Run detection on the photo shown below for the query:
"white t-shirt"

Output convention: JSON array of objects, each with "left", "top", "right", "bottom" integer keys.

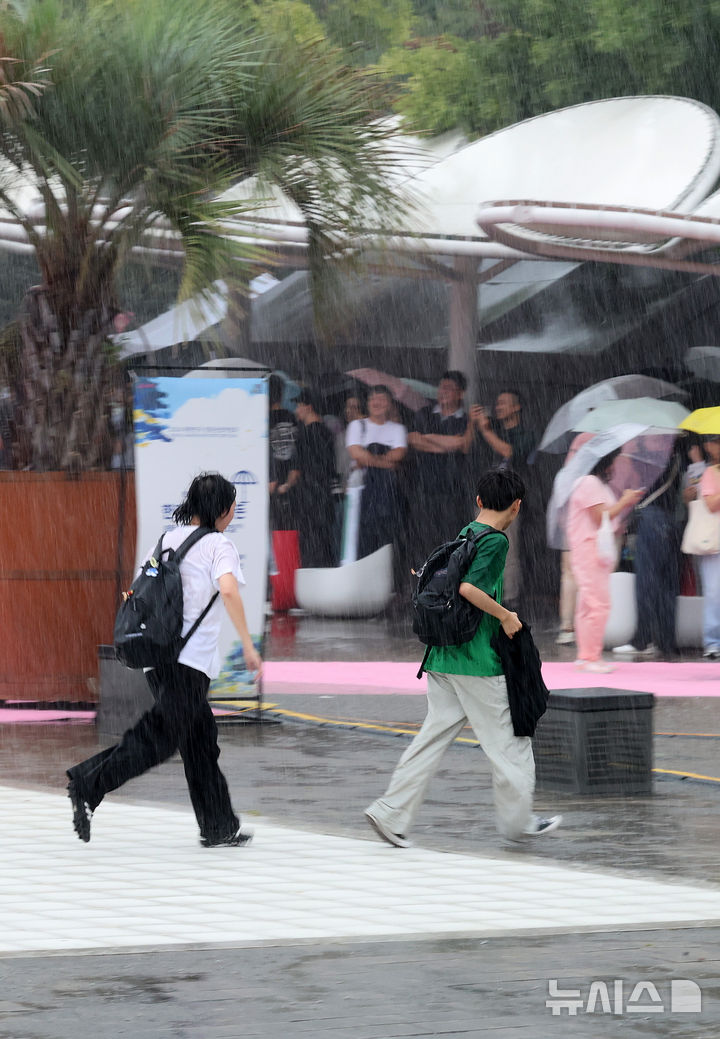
[
  {"left": 144, "top": 526, "right": 245, "bottom": 679},
  {"left": 345, "top": 417, "right": 407, "bottom": 451},
  {"left": 345, "top": 418, "right": 407, "bottom": 489}
]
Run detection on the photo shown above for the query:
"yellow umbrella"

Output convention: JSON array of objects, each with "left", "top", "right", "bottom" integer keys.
[{"left": 678, "top": 407, "right": 720, "bottom": 435}]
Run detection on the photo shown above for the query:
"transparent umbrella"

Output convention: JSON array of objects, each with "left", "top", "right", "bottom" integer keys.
[
  {"left": 546, "top": 423, "right": 675, "bottom": 550},
  {"left": 538, "top": 375, "right": 687, "bottom": 453},
  {"left": 574, "top": 397, "right": 689, "bottom": 434}
]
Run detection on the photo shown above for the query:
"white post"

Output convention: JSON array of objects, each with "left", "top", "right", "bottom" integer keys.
[{"left": 448, "top": 256, "right": 479, "bottom": 401}]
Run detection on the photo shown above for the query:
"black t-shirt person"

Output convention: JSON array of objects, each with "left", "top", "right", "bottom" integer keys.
[
  {"left": 269, "top": 407, "right": 298, "bottom": 530},
  {"left": 293, "top": 420, "right": 337, "bottom": 567},
  {"left": 409, "top": 404, "right": 470, "bottom": 557},
  {"left": 411, "top": 404, "right": 469, "bottom": 499},
  {"left": 269, "top": 407, "right": 298, "bottom": 487}
]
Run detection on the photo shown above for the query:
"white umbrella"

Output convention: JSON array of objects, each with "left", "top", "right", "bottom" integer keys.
[
  {"left": 573, "top": 397, "right": 689, "bottom": 433},
  {"left": 538, "top": 375, "right": 688, "bottom": 453},
  {"left": 112, "top": 275, "right": 279, "bottom": 359}
]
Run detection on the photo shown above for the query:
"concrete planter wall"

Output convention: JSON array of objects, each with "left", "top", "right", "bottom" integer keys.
[{"left": 0, "top": 471, "right": 136, "bottom": 703}]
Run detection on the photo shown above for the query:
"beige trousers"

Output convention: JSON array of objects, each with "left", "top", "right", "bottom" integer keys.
[
  {"left": 367, "top": 671, "right": 537, "bottom": 841},
  {"left": 559, "top": 550, "right": 577, "bottom": 631}
]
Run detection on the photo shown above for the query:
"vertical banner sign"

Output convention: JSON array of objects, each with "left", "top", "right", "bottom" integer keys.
[{"left": 133, "top": 376, "right": 268, "bottom": 699}]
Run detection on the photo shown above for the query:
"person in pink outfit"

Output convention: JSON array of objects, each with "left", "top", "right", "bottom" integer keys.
[
  {"left": 698, "top": 437, "right": 720, "bottom": 658},
  {"left": 567, "top": 450, "right": 644, "bottom": 673},
  {"left": 553, "top": 432, "right": 595, "bottom": 645}
]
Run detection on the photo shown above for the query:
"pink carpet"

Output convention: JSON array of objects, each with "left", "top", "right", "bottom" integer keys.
[
  {"left": 0, "top": 709, "right": 96, "bottom": 723},
  {"left": 263, "top": 660, "right": 720, "bottom": 698}
]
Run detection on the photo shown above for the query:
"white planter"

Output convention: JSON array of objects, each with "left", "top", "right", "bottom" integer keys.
[
  {"left": 604, "top": 571, "right": 637, "bottom": 648},
  {"left": 675, "top": 596, "right": 704, "bottom": 648},
  {"left": 603, "top": 572, "right": 705, "bottom": 648},
  {"left": 295, "top": 544, "right": 393, "bottom": 618}
]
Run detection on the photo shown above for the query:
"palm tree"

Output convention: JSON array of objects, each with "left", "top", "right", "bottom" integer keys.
[{"left": 0, "top": 0, "right": 405, "bottom": 469}]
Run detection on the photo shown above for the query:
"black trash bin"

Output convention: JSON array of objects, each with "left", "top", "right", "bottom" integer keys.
[
  {"left": 96, "top": 645, "right": 153, "bottom": 738},
  {"left": 533, "top": 688, "right": 654, "bottom": 795}
]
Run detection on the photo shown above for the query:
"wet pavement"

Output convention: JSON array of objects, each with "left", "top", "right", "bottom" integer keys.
[{"left": 1, "top": 612, "right": 719, "bottom": 1037}]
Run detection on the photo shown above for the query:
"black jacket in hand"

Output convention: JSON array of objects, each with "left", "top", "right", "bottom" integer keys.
[{"left": 490, "top": 622, "right": 549, "bottom": 737}]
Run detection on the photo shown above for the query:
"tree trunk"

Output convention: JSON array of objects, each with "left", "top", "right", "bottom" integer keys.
[{"left": 16, "top": 286, "right": 118, "bottom": 471}]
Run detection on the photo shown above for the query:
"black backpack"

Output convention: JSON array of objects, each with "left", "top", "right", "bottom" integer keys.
[
  {"left": 412, "top": 526, "right": 507, "bottom": 675},
  {"left": 114, "top": 527, "right": 219, "bottom": 669}
]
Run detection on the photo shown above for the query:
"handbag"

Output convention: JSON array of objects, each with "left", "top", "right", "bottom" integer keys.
[
  {"left": 682, "top": 498, "right": 720, "bottom": 556},
  {"left": 596, "top": 511, "right": 618, "bottom": 568}
]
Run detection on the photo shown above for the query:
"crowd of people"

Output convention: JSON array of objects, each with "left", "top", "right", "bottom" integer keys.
[
  {"left": 270, "top": 370, "right": 720, "bottom": 666},
  {"left": 268, "top": 372, "right": 538, "bottom": 604},
  {"left": 560, "top": 432, "right": 720, "bottom": 670}
]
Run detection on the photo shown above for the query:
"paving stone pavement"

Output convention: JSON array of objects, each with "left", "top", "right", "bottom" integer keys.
[{"left": 1, "top": 687, "right": 720, "bottom": 1037}]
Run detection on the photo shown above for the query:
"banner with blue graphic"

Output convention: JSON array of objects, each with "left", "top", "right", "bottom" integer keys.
[{"left": 133, "top": 376, "right": 268, "bottom": 698}]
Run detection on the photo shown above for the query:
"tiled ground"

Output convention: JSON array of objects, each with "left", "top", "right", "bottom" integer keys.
[{"left": 4, "top": 784, "right": 720, "bottom": 957}]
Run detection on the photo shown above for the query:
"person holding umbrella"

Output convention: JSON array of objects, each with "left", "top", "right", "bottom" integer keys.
[
  {"left": 678, "top": 408, "right": 720, "bottom": 659},
  {"left": 566, "top": 447, "right": 645, "bottom": 673},
  {"left": 697, "top": 435, "right": 720, "bottom": 658},
  {"left": 612, "top": 437, "right": 684, "bottom": 659}
]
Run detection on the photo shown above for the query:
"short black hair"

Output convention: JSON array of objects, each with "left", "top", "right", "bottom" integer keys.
[
  {"left": 368, "top": 384, "right": 393, "bottom": 400},
  {"left": 590, "top": 449, "right": 620, "bottom": 483},
  {"left": 296, "top": 386, "right": 321, "bottom": 413},
  {"left": 497, "top": 388, "right": 524, "bottom": 409},
  {"left": 476, "top": 466, "right": 525, "bottom": 510},
  {"left": 173, "top": 472, "right": 236, "bottom": 528},
  {"left": 440, "top": 370, "right": 467, "bottom": 392},
  {"left": 346, "top": 390, "right": 366, "bottom": 409}
]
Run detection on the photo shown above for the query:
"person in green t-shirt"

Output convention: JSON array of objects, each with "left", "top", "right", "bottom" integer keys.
[{"left": 365, "top": 467, "right": 562, "bottom": 846}]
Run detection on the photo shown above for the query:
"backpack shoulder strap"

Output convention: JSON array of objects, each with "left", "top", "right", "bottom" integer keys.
[
  {"left": 447, "top": 526, "right": 507, "bottom": 594},
  {"left": 179, "top": 589, "right": 220, "bottom": 649},
  {"left": 416, "top": 644, "right": 432, "bottom": 680},
  {"left": 466, "top": 525, "right": 508, "bottom": 546},
  {"left": 173, "top": 526, "right": 217, "bottom": 562}
]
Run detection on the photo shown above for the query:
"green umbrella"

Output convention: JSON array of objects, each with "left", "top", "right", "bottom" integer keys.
[{"left": 574, "top": 397, "right": 689, "bottom": 433}]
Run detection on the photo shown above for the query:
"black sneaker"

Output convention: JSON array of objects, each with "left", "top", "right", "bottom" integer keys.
[
  {"left": 67, "top": 778, "right": 92, "bottom": 843},
  {"left": 200, "top": 828, "right": 254, "bottom": 848}
]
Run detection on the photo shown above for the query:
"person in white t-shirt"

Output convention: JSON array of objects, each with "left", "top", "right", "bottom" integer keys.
[
  {"left": 67, "top": 473, "right": 262, "bottom": 847},
  {"left": 346, "top": 385, "right": 407, "bottom": 561}
]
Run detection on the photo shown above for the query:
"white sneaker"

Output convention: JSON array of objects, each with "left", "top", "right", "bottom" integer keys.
[
  {"left": 364, "top": 809, "right": 412, "bottom": 848},
  {"left": 583, "top": 660, "right": 615, "bottom": 674},
  {"left": 524, "top": 815, "right": 563, "bottom": 837},
  {"left": 573, "top": 659, "right": 588, "bottom": 669},
  {"left": 612, "top": 643, "right": 656, "bottom": 656},
  {"left": 555, "top": 631, "right": 575, "bottom": 645}
]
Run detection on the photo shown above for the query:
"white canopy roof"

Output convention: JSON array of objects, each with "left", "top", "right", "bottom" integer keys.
[
  {"left": 213, "top": 96, "right": 720, "bottom": 271},
  {"left": 4, "top": 96, "right": 720, "bottom": 278}
]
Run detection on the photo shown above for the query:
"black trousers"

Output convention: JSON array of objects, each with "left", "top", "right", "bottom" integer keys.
[
  {"left": 68, "top": 662, "right": 239, "bottom": 842},
  {"left": 634, "top": 505, "right": 681, "bottom": 654}
]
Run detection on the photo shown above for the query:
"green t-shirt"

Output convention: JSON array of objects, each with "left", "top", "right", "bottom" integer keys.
[{"left": 425, "top": 521, "right": 508, "bottom": 677}]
